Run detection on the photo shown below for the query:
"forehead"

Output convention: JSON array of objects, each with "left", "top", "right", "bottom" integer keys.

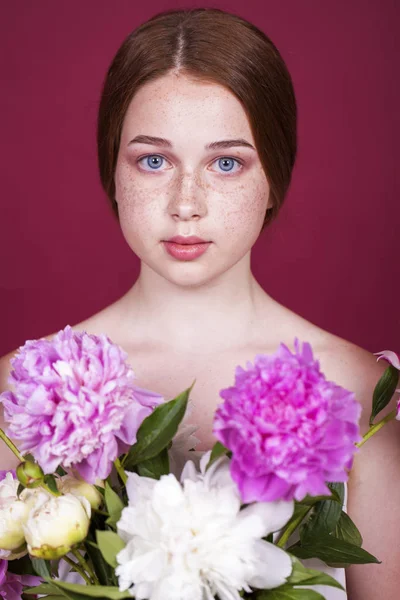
[{"left": 120, "top": 72, "right": 255, "bottom": 145}]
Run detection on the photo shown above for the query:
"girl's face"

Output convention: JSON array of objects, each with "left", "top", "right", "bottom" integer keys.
[{"left": 115, "top": 72, "right": 271, "bottom": 287}]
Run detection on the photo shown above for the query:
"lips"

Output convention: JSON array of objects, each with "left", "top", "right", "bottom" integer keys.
[
  {"left": 163, "top": 236, "right": 211, "bottom": 261},
  {"left": 166, "top": 235, "right": 208, "bottom": 245}
]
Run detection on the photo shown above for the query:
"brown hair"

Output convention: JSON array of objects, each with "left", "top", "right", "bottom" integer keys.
[{"left": 97, "top": 7, "right": 297, "bottom": 229}]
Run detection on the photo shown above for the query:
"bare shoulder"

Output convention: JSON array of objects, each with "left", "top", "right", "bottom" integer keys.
[
  {"left": 268, "top": 303, "right": 390, "bottom": 423},
  {"left": 315, "top": 335, "right": 392, "bottom": 425}
]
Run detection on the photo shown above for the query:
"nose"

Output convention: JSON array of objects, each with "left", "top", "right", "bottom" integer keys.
[{"left": 167, "top": 172, "right": 207, "bottom": 222}]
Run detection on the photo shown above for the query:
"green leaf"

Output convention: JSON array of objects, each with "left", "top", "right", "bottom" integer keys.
[
  {"left": 96, "top": 530, "right": 126, "bottom": 568},
  {"left": 45, "top": 589, "right": 90, "bottom": 600},
  {"left": 23, "top": 452, "right": 35, "bottom": 462},
  {"left": 47, "top": 580, "right": 132, "bottom": 599},
  {"left": 104, "top": 482, "right": 125, "bottom": 529},
  {"left": 85, "top": 540, "right": 115, "bottom": 585},
  {"left": 370, "top": 364, "right": 399, "bottom": 424},
  {"left": 334, "top": 510, "right": 362, "bottom": 546},
  {"left": 300, "top": 483, "right": 344, "bottom": 544},
  {"left": 94, "top": 484, "right": 105, "bottom": 497},
  {"left": 136, "top": 447, "right": 170, "bottom": 479},
  {"left": 31, "top": 558, "right": 52, "bottom": 578},
  {"left": 289, "top": 535, "right": 380, "bottom": 566},
  {"left": 286, "top": 555, "right": 344, "bottom": 589},
  {"left": 43, "top": 473, "right": 59, "bottom": 495},
  {"left": 206, "top": 441, "right": 230, "bottom": 470},
  {"left": 26, "top": 584, "right": 60, "bottom": 595},
  {"left": 86, "top": 512, "right": 117, "bottom": 585},
  {"left": 123, "top": 385, "right": 192, "bottom": 469},
  {"left": 256, "top": 587, "right": 325, "bottom": 600}
]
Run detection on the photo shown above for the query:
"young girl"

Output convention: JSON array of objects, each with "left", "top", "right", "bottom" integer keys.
[{"left": 1, "top": 8, "right": 399, "bottom": 599}]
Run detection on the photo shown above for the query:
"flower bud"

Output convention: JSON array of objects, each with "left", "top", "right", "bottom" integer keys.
[
  {"left": 0, "top": 472, "right": 30, "bottom": 552},
  {"left": 57, "top": 474, "right": 103, "bottom": 510},
  {"left": 0, "top": 542, "right": 27, "bottom": 560},
  {"left": 19, "top": 487, "right": 52, "bottom": 511},
  {"left": 16, "top": 461, "right": 44, "bottom": 488},
  {"left": 23, "top": 493, "right": 91, "bottom": 559}
]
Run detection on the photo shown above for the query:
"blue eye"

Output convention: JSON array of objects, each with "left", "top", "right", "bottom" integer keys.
[
  {"left": 216, "top": 157, "right": 241, "bottom": 173},
  {"left": 139, "top": 155, "right": 165, "bottom": 170}
]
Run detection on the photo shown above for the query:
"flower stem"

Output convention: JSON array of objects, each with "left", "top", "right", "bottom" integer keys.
[
  {"left": 72, "top": 548, "right": 99, "bottom": 585},
  {"left": 63, "top": 555, "right": 93, "bottom": 585},
  {"left": 276, "top": 506, "right": 313, "bottom": 548},
  {"left": 356, "top": 409, "right": 397, "bottom": 448},
  {"left": 0, "top": 428, "right": 24, "bottom": 462},
  {"left": 114, "top": 457, "right": 127, "bottom": 485}
]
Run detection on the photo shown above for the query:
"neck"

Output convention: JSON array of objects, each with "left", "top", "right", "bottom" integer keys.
[{"left": 120, "top": 254, "right": 271, "bottom": 352}]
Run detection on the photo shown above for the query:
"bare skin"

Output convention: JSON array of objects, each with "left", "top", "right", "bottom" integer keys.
[{"left": 0, "top": 72, "right": 399, "bottom": 599}]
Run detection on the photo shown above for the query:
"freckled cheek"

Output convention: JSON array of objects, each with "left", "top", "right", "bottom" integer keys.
[
  {"left": 118, "top": 195, "right": 159, "bottom": 236},
  {"left": 219, "top": 183, "right": 268, "bottom": 235},
  {"left": 115, "top": 171, "right": 162, "bottom": 231}
]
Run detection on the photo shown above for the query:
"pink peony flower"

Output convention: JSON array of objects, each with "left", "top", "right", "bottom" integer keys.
[
  {"left": 0, "top": 559, "right": 41, "bottom": 600},
  {"left": 213, "top": 339, "right": 362, "bottom": 502},
  {"left": 374, "top": 350, "right": 400, "bottom": 370},
  {"left": 373, "top": 350, "right": 400, "bottom": 419},
  {"left": 0, "top": 326, "right": 164, "bottom": 483}
]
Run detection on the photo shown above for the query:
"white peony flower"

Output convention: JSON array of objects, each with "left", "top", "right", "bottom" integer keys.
[
  {"left": 23, "top": 492, "right": 91, "bottom": 559},
  {"left": 57, "top": 473, "right": 103, "bottom": 509},
  {"left": 116, "top": 452, "right": 294, "bottom": 600},
  {"left": 0, "top": 471, "right": 30, "bottom": 555}
]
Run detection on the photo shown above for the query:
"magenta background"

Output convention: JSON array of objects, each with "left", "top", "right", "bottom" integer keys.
[{"left": 0, "top": 0, "right": 398, "bottom": 357}]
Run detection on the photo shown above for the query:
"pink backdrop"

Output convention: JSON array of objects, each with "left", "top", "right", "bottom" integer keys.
[{"left": 0, "top": 0, "right": 398, "bottom": 357}]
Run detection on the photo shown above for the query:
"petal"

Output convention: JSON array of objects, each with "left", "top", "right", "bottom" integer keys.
[
  {"left": 234, "top": 464, "right": 293, "bottom": 503},
  {"left": 180, "top": 459, "right": 201, "bottom": 484},
  {"left": 125, "top": 471, "right": 156, "bottom": 504},
  {"left": 117, "top": 403, "right": 152, "bottom": 446},
  {"left": 248, "top": 540, "right": 292, "bottom": 589},
  {"left": 199, "top": 450, "right": 213, "bottom": 474},
  {"left": 132, "top": 385, "right": 165, "bottom": 408},
  {"left": 203, "top": 456, "right": 236, "bottom": 492},
  {"left": 374, "top": 350, "right": 400, "bottom": 369},
  {"left": 294, "top": 477, "right": 331, "bottom": 501},
  {"left": 213, "top": 579, "right": 242, "bottom": 600},
  {"left": 152, "top": 475, "right": 184, "bottom": 516},
  {"left": 239, "top": 500, "right": 294, "bottom": 537}
]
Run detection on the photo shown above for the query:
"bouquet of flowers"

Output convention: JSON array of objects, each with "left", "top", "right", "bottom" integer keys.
[{"left": 0, "top": 326, "right": 399, "bottom": 600}]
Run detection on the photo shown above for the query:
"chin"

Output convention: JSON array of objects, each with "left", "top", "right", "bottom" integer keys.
[
  {"left": 164, "top": 269, "right": 219, "bottom": 288},
  {"left": 150, "top": 261, "right": 225, "bottom": 288}
]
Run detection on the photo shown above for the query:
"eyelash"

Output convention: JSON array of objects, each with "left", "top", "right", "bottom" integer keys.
[{"left": 136, "top": 154, "right": 244, "bottom": 175}]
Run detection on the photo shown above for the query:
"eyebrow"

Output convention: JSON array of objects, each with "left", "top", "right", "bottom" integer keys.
[{"left": 128, "top": 134, "right": 255, "bottom": 151}]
